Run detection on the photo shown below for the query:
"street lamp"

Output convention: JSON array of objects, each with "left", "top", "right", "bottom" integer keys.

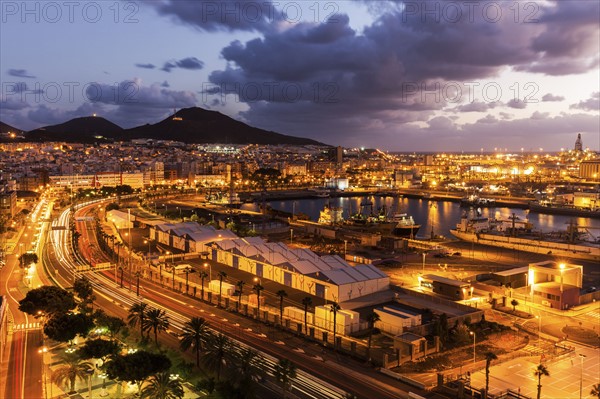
[
  {"left": 579, "top": 353, "right": 586, "bottom": 399},
  {"left": 344, "top": 240, "right": 347, "bottom": 257},
  {"left": 144, "top": 239, "right": 151, "bottom": 258},
  {"left": 290, "top": 228, "right": 293, "bottom": 245},
  {"left": 204, "top": 262, "right": 212, "bottom": 281},
  {"left": 422, "top": 252, "right": 426, "bottom": 273},
  {"left": 469, "top": 331, "right": 476, "bottom": 365}
]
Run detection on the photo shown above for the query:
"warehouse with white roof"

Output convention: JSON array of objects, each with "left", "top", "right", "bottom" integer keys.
[
  {"left": 210, "top": 236, "right": 389, "bottom": 303},
  {"left": 150, "top": 222, "right": 237, "bottom": 253}
]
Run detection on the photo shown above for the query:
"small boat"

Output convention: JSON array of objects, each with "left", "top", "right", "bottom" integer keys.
[
  {"left": 391, "top": 213, "right": 421, "bottom": 237},
  {"left": 309, "top": 188, "right": 330, "bottom": 198}
]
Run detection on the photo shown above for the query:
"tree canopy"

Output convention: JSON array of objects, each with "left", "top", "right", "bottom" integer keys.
[
  {"left": 73, "top": 277, "right": 94, "bottom": 302},
  {"left": 44, "top": 312, "right": 94, "bottom": 343},
  {"left": 18, "top": 286, "right": 76, "bottom": 316},
  {"left": 19, "top": 252, "right": 39, "bottom": 267},
  {"left": 78, "top": 338, "right": 121, "bottom": 361},
  {"left": 105, "top": 351, "right": 172, "bottom": 385}
]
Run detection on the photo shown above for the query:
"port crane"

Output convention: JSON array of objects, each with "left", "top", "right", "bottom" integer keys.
[{"left": 565, "top": 221, "right": 600, "bottom": 242}]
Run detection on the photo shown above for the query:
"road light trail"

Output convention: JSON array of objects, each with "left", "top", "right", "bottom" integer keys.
[{"left": 50, "top": 200, "right": 348, "bottom": 399}]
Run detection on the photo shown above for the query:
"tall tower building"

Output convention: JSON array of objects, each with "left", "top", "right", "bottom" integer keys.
[{"left": 574, "top": 133, "right": 583, "bottom": 151}]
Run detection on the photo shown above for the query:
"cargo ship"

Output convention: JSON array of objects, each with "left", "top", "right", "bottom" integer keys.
[
  {"left": 529, "top": 201, "right": 600, "bottom": 219},
  {"left": 341, "top": 203, "right": 421, "bottom": 238},
  {"left": 450, "top": 214, "right": 600, "bottom": 261}
]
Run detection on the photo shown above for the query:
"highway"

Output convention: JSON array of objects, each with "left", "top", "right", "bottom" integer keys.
[
  {"left": 1, "top": 197, "right": 54, "bottom": 399},
  {"left": 44, "top": 200, "right": 418, "bottom": 399}
]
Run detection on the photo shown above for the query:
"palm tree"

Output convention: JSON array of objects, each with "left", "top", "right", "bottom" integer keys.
[
  {"left": 201, "top": 333, "right": 232, "bottom": 381},
  {"left": 276, "top": 290, "right": 288, "bottom": 325},
  {"left": 143, "top": 308, "right": 170, "bottom": 346},
  {"left": 140, "top": 372, "right": 184, "bottom": 399},
  {"left": 236, "top": 280, "right": 246, "bottom": 312},
  {"left": 199, "top": 270, "right": 208, "bottom": 301},
  {"left": 591, "top": 383, "right": 600, "bottom": 398},
  {"left": 51, "top": 353, "right": 93, "bottom": 394},
  {"left": 232, "top": 347, "right": 264, "bottom": 397},
  {"left": 301, "top": 297, "right": 312, "bottom": 335},
  {"left": 253, "top": 284, "right": 264, "bottom": 319},
  {"left": 179, "top": 317, "right": 209, "bottom": 367},
  {"left": 366, "top": 311, "right": 380, "bottom": 360},
  {"left": 274, "top": 358, "right": 297, "bottom": 399},
  {"left": 484, "top": 351, "right": 498, "bottom": 395},
  {"left": 534, "top": 363, "right": 550, "bottom": 399},
  {"left": 330, "top": 302, "right": 341, "bottom": 349},
  {"left": 127, "top": 301, "right": 148, "bottom": 340},
  {"left": 511, "top": 299, "right": 519, "bottom": 312},
  {"left": 218, "top": 271, "right": 227, "bottom": 307}
]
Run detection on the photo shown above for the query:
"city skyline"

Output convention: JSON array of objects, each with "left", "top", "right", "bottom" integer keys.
[{"left": 1, "top": 0, "right": 599, "bottom": 151}]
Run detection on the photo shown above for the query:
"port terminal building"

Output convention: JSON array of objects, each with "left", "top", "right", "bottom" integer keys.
[
  {"left": 527, "top": 261, "right": 583, "bottom": 310},
  {"left": 209, "top": 236, "right": 389, "bottom": 303},
  {"left": 149, "top": 222, "right": 390, "bottom": 303},
  {"left": 419, "top": 274, "right": 472, "bottom": 300}
]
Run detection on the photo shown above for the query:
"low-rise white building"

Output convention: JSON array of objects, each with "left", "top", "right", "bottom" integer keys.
[
  {"left": 210, "top": 236, "right": 389, "bottom": 303},
  {"left": 150, "top": 222, "right": 236, "bottom": 254}
]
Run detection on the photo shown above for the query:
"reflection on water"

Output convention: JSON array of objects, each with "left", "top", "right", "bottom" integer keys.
[{"left": 241, "top": 196, "right": 600, "bottom": 238}]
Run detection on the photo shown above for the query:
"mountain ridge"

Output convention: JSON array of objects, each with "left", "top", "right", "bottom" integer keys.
[{"left": 2, "top": 108, "right": 324, "bottom": 145}]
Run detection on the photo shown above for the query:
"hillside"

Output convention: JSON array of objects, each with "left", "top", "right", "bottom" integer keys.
[{"left": 125, "top": 107, "right": 322, "bottom": 145}]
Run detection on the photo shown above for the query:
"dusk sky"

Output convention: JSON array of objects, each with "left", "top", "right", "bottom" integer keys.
[{"left": 1, "top": 0, "right": 599, "bottom": 151}]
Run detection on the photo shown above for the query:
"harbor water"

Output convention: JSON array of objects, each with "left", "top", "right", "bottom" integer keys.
[{"left": 242, "top": 196, "right": 600, "bottom": 239}]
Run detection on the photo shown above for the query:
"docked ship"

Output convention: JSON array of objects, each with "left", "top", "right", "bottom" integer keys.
[
  {"left": 208, "top": 191, "right": 243, "bottom": 208},
  {"left": 460, "top": 195, "right": 496, "bottom": 207},
  {"left": 450, "top": 213, "right": 600, "bottom": 261},
  {"left": 343, "top": 203, "right": 421, "bottom": 237},
  {"left": 309, "top": 188, "right": 330, "bottom": 198},
  {"left": 529, "top": 200, "right": 600, "bottom": 219},
  {"left": 318, "top": 205, "right": 344, "bottom": 225},
  {"left": 390, "top": 213, "right": 421, "bottom": 238}
]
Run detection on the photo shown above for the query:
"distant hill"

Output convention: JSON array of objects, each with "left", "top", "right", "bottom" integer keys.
[
  {"left": 26, "top": 116, "right": 124, "bottom": 142},
  {"left": 125, "top": 107, "right": 323, "bottom": 145},
  {"left": 0, "top": 121, "right": 22, "bottom": 133}
]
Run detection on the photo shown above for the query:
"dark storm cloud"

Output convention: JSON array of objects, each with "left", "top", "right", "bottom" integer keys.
[
  {"left": 161, "top": 57, "right": 204, "bottom": 72},
  {"left": 0, "top": 94, "right": 29, "bottom": 111},
  {"left": 542, "top": 93, "right": 565, "bottom": 102},
  {"left": 396, "top": 112, "right": 600, "bottom": 151},
  {"left": 515, "top": 1, "right": 600, "bottom": 75},
  {"left": 9, "top": 82, "right": 29, "bottom": 93},
  {"left": 135, "top": 63, "right": 156, "bottom": 69},
  {"left": 27, "top": 103, "right": 106, "bottom": 126},
  {"left": 174, "top": 57, "right": 204, "bottom": 70},
  {"left": 7, "top": 69, "right": 36, "bottom": 78},
  {"left": 570, "top": 92, "right": 600, "bottom": 112},
  {"left": 450, "top": 101, "right": 499, "bottom": 113},
  {"left": 161, "top": 81, "right": 170, "bottom": 88},
  {"left": 146, "top": 0, "right": 281, "bottom": 33},
  {"left": 203, "top": 1, "right": 597, "bottom": 144},
  {"left": 86, "top": 78, "right": 196, "bottom": 109},
  {"left": 477, "top": 114, "right": 499, "bottom": 124},
  {"left": 507, "top": 99, "right": 527, "bottom": 109}
]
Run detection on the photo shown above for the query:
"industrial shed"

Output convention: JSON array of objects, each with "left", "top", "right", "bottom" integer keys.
[
  {"left": 150, "top": 222, "right": 236, "bottom": 253},
  {"left": 210, "top": 236, "right": 389, "bottom": 302}
]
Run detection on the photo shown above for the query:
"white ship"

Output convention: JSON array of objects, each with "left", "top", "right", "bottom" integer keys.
[
  {"left": 318, "top": 205, "right": 344, "bottom": 225},
  {"left": 450, "top": 214, "right": 599, "bottom": 261}
]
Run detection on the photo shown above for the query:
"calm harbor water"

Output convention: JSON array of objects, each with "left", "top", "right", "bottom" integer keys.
[{"left": 242, "top": 196, "right": 600, "bottom": 239}]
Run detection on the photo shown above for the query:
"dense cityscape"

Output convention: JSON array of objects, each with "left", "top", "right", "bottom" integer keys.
[{"left": 1, "top": 1, "right": 599, "bottom": 399}]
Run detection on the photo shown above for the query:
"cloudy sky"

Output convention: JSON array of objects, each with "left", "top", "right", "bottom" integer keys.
[{"left": 1, "top": 0, "right": 598, "bottom": 151}]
